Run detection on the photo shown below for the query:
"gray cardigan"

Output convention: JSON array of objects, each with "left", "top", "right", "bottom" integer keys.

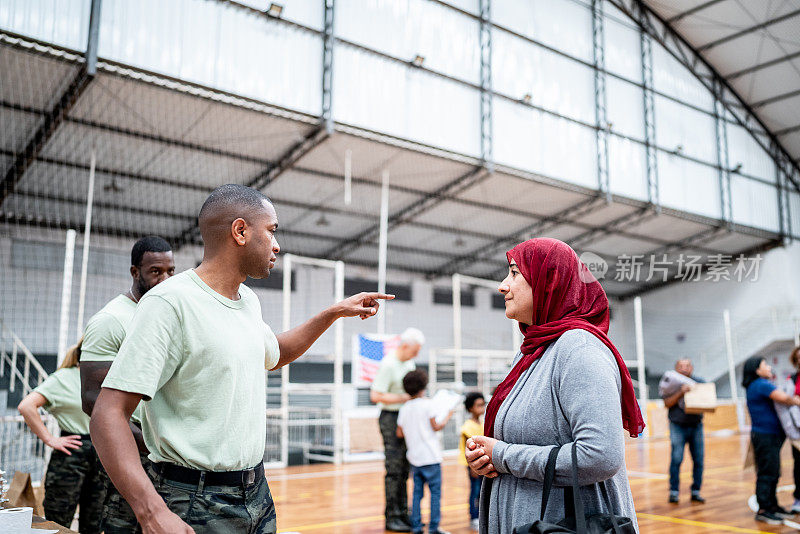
[{"left": 479, "top": 329, "right": 639, "bottom": 533}]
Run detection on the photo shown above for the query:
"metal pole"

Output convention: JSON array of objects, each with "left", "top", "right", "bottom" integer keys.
[
  {"left": 376, "top": 170, "right": 389, "bottom": 334},
  {"left": 452, "top": 274, "right": 462, "bottom": 385},
  {"left": 633, "top": 296, "right": 648, "bottom": 433},
  {"left": 333, "top": 260, "right": 345, "bottom": 464},
  {"left": 344, "top": 149, "right": 352, "bottom": 205},
  {"left": 76, "top": 151, "right": 96, "bottom": 339},
  {"left": 723, "top": 309, "right": 744, "bottom": 429},
  {"left": 280, "top": 255, "right": 293, "bottom": 467},
  {"left": 57, "top": 229, "right": 77, "bottom": 365}
]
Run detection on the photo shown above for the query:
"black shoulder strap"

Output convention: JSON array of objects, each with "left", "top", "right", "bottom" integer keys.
[
  {"left": 570, "top": 443, "right": 587, "bottom": 533},
  {"left": 539, "top": 446, "right": 560, "bottom": 520},
  {"left": 598, "top": 480, "right": 623, "bottom": 534}
]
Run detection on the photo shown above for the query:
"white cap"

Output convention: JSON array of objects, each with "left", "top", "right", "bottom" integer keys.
[{"left": 399, "top": 327, "right": 426, "bottom": 346}]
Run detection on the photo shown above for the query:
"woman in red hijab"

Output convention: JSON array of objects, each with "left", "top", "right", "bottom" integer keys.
[{"left": 464, "top": 238, "right": 643, "bottom": 533}]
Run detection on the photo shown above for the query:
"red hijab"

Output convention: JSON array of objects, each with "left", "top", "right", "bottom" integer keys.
[{"left": 484, "top": 238, "right": 645, "bottom": 439}]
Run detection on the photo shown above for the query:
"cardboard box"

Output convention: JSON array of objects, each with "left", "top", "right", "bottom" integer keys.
[{"left": 684, "top": 382, "right": 717, "bottom": 414}]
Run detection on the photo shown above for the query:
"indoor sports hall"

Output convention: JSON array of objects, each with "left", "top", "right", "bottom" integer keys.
[{"left": 1, "top": 0, "right": 800, "bottom": 533}]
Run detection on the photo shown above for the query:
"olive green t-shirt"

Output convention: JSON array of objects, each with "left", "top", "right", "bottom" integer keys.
[
  {"left": 370, "top": 353, "right": 416, "bottom": 411},
  {"left": 103, "top": 269, "right": 281, "bottom": 471},
  {"left": 80, "top": 293, "right": 144, "bottom": 424},
  {"left": 34, "top": 367, "right": 90, "bottom": 435},
  {"left": 81, "top": 294, "right": 136, "bottom": 362}
]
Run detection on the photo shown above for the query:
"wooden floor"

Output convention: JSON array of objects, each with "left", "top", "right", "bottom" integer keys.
[{"left": 266, "top": 432, "right": 800, "bottom": 533}]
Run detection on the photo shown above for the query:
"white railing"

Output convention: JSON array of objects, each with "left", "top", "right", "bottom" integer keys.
[
  {"left": 0, "top": 320, "right": 49, "bottom": 397},
  {"left": 0, "top": 414, "right": 58, "bottom": 482}
]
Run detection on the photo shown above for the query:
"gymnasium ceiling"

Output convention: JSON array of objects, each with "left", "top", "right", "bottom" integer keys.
[
  {"left": 643, "top": 0, "right": 800, "bottom": 164},
  {"left": 1, "top": 1, "right": 797, "bottom": 300}
]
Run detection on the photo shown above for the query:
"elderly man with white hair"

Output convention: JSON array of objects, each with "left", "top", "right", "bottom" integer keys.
[{"left": 370, "top": 327, "right": 426, "bottom": 532}]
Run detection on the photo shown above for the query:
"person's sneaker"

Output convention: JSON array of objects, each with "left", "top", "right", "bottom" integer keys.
[
  {"left": 470, "top": 518, "right": 480, "bottom": 530},
  {"left": 755, "top": 510, "right": 783, "bottom": 524},
  {"left": 668, "top": 491, "right": 679, "bottom": 503},
  {"left": 690, "top": 492, "right": 705, "bottom": 504},
  {"left": 385, "top": 518, "right": 412, "bottom": 532},
  {"left": 792, "top": 499, "right": 800, "bottom": 514},
  {"left": 430, "top": 530, "right": 451, "bottom": 534},
  {"left": 773, "top": 506, "right": 794, "bottom": 519}
]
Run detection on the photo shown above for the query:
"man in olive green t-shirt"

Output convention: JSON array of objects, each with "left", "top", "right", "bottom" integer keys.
[
  {"left": 91, "top": 184, "right": 393, "bottom": 534},
  {"left": 80, "top": 235, "right": 174, "bottom": 534},
  {"left": 370, "top": 328, "right": 425, "bottom": 532}
]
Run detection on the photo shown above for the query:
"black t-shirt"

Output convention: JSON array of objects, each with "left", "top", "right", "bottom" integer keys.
[{"left": 665, "top": 375, "right": 705, "bottom": 427}]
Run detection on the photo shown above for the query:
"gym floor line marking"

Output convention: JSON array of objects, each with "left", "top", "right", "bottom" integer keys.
[
  {"left": 636, "top": 513, "right": 769, "bottom": 533},
  {"left": 279, "top": 503, "right": 469, "bottom": 532}
]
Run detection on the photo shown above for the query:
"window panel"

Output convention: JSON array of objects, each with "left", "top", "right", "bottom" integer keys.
[
  {"left": 0, "top": 0, "right": 90, "bottom": 51},
  {"left": 652, "top": 45, "right": 714, "bottom": 111},
  {"left": 494, "top": 97, "right": 598, "bottom": 189},
  {"left": 492, "top": 30, "right": 595, "bottom": 124},
  {"left": 731, "top": 176, "right": 780, "bottom": 232},
  {"left": 334, "top": 45, "right": 481, "bottom": 157},
  {"left": 727, "top": 124, "right": 777, "bottom": 183},
  {"left": 608, "top": 136, "right": 648, "bottom": 201},
  {"left": 492, "top": 0, "right": 593, "bottom": 63},
  {"left": 604, "top": 15, "right": 642, "bottom": 82},
  {"left": 654, "top": 95, "right": 717, "bottom": 165},
  {"left": 336, "top": 0, "right": 480, "bottom": 84},
  {"left": 100, "top": 0, "right": 322, "bottom": 115},
  {"left": 607, "top": 77, "right": 645, "bottom": 141},
  {"left": 658, "top": 152, "right": 721, "bottom": 219},
  {"left": 790, "top": 190, "right": 800, "bottom": 238}
]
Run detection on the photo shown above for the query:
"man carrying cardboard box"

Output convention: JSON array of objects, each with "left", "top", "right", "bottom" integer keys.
[{"left": 659, "top": 358, "right": 706, "bottom": 505}]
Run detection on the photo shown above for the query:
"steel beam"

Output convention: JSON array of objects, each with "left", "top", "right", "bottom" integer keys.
[
  {"left": 432, "top": 196, "right": 604, "bottom": 277},
  {"left": 751, "top": 88, "right": 800, "bottom": 109},
  {"left": 608, "top": 0, "right": 800, "bottom": 195},
  {"left": 697, "top": 9, "right": 800, "bottom": 52},
  {"left": 592, "top": 0, "right": 611, "bottom": 201},
  {"left": 321, "top": 0, "right": 335, "bottom": 133},
  {"left": 640, "top": 31, "right": 659, "bottom": 208},
  {"left": 725, "top": 50, "right": 800, "bottom": 80},
  {"left": 479, "top": 0, "right": 493, "bottom": 169},
  {"left": 172, "top": 127, "right": 330, "bottom": 248},
  {"left": 666, "top": 0, "right": 727, "bottom": 24},
  {"left": 713, "top": 79, "right": 733, "bottom": 224},
  {"left": 0, "top": 0, "right": 102, "bottom": 207},
  {"left": 323, "top": 166, "right": 490, "bottom": 259},
  {"left": 568, "top": 207, "right": 655, "bottom": 249}
]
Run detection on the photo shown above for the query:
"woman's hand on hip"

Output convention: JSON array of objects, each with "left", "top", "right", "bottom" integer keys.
[
  {"left": 45, "top": 434, "right": 83, "bottom": 455},
  {"left": 465, "top": 436, "right": 499, "bottom": 478}
]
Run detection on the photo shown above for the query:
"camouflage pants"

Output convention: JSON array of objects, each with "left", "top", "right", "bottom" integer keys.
[
  {"left": 43, "top": 435, "right": 106, "bottom": 533},
  {"left": 144, "top": 463, "right": 277, "bottom": 534},
  {"left": 379, "top": 410, "right": 410, "bottom": 522},
  {"left": 100, "top": 451, "right": 150, "bottom": 533}
]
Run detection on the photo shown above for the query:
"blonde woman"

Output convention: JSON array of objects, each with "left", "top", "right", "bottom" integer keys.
[{"left": 17, "top": 339, "right": 105, "bottom": 532}]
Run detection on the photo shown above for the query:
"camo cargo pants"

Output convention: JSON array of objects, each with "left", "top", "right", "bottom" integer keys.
[
  {"left": 379, "top": 410, "right": 410, "bottom": 523},
  {"left": 43, "top": 434, "right": 106, "bottom": 533},
  {"left": 143, "top": 462, "right": 277, "bottom": 534},
  {"left": 100, "top": 451, "right": 150, "bottom": 533}
]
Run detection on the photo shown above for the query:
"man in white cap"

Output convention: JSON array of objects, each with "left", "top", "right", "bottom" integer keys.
[{"left": 370, "top": 327, "right": 426, "bottom": 532}]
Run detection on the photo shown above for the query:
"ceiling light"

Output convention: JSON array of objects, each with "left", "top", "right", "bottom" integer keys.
[
  {"left": 315, "top": 214, "right": 330, "bottom": 227},
  {"left": 266, "top": 3, "right": 283, "bottom": 17},
  {"left": 412, "top": 55, "right": 425, "bottom": 67},
  {"left": 522, "top": 93, "right": 532, "bottom": 104},
  {"left": 673, "top": 144, "right": 683, "bottom": 155},
  {"left": 454, "top": 237, "right": 466, "bottom": 247},
  {"left": 731, "top": 162, "right": 743, "bottom": 173}
]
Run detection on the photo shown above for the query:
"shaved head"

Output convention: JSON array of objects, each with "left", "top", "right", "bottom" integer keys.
[{"left": 198, "top": 184, "right": 280, "bottom": 279}]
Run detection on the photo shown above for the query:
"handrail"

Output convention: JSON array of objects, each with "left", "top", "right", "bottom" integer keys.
[{"left": 0, "top": 320, "right": 49, "bottom": 396}]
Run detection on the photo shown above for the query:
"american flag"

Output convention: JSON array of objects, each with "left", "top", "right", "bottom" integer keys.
[{"left": 355, "top": 333, "right": 400, "bottom": 386}]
